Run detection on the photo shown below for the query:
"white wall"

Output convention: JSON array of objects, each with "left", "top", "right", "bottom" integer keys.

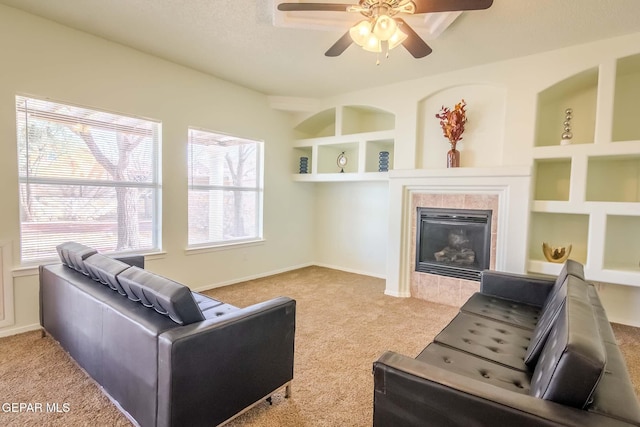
[{"left": 0, "top": 5, "right": 315, "bottom": 336}]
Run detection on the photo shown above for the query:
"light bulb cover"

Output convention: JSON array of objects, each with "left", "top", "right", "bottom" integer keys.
[
  {"left": 372, "top": 15, "right": 398, "bottom": 41},
  {"left": 349, "top": 20, "right": 373, "bottom": 47}
]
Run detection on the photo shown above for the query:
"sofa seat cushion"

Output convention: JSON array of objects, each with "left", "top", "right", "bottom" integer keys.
[
  {"left": 530, "top": 294, "right": 605, "bottom": 409},
  {"left": 460, "top": 293, "right": 540, "bottom": 330},
  {"left": 416, "top": 342, "right": 531, "bottom": 394},
  {"left": 56, "top": 242, "right": 98, "bottom": 275},
  {"left": 116, "top": 266, "right": 205, "bottom": 325},
  {"left": 433, "top": 312, "right": 532, "bottom": 371},
  {"left": 84, "top": 253, "right": 130, "bottom": 295},
  {"left": 192, "top": 293, "right": 238, "bottom": 319}
]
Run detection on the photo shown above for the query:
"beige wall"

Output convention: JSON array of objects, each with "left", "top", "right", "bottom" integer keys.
[{"left": 0, "top": 5, "right": 314, "bottom": 336}]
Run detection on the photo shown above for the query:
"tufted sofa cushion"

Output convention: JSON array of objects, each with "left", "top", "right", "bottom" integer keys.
[
  {"left": 116, "top": 266, "right": 205, "bottom": 326},
  {"left": 84, "top": 253, "right": 130, "bottom": 295},
  {"left": 56, "top": 241, "right": 98, "bottom": 275},
  {"left": 461, "top": 259, "right": 585, "bottom": 330},
  {"left": 529, "top": 288, "right": 605, "bottom": 408}
]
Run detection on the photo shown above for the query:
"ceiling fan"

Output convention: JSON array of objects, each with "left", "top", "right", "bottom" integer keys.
[{"left": 277, "top": 0, "right": 493, "bottom": 59}]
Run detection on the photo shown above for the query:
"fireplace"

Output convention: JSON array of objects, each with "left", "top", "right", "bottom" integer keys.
[{"left": 415, "top": 207, "right": 492, "bottom": 281}]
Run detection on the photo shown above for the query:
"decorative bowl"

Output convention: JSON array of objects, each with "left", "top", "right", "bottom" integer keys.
[{"left": 542, "top": 242, "right": 572, "bottom": 263}]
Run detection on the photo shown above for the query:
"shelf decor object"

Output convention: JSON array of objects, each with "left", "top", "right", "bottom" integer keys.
[
  {"left": 560, "top": 108, "right": 573, "bottom": 145},
  {"left": 299, "top": 156, "right": 309, "bottom": 174},
  {"left": 542, "top": 242, "right": 572, "bottom": 263},
  {"left": 436, "top": 99, "right": 467, "bottom": 168},
  {"left": 337, "top": 151, "right": 348, "bottom": 173},
  {"left": 379, "top": 151, "right": 389, "bottom": 172}
]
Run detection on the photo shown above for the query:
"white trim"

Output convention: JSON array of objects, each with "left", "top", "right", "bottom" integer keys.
[
  {"left": 185, "top": 239, "right": 266, "bottom": 255},
  {"left": 0, "top": 240, "right": 15, "bottom": 328},
  {"left": 0, "top": 323, "right": 40, "bottom": 338},
  {"left": 312, "top": 262, "right": 386, "bottom": 280}
]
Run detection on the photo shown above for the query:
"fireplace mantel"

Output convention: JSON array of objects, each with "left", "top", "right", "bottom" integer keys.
[{"left": 385, "top": 166, "right": 531, "bottom": 298}]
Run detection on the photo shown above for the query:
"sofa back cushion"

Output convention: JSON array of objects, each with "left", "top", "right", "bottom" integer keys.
[
  {"left": 116, "top": 266, "right": 205, "bottom": 326},
  {"left": 529, "top": 289, "right": 605, "bottom": 408},
  {"left": 523, "top": 275, "right": 569, "bottom": 366},
  {"left": 56, "top": 242, "right": 98, "bottom": 275},
  {"left": 84, "top": 253, "right": 130, "bottom": 295}
]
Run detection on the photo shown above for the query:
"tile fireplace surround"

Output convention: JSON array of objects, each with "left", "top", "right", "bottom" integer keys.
[{"left": 385, "top": 167, "right": 532, "bottom": 308}]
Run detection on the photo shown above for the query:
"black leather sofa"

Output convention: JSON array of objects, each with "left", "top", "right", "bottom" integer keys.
[
  {"left": 373, "top": 260, "right": 640, "bottom": 426},
  {"left": 40, "top": 242, "right": 296, "bottom": 427}
]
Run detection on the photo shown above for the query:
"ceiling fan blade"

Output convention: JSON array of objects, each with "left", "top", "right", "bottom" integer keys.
[
  {"left": 325, "top": 31, "right": 353, "bottom": 57},
  {"left": 277, "top": 3, "right": 353, "bottom": 12},
  {"left": 412, "top": 0, "right": 493, "bottom": 14},
  {"left": 396, "top": 18, "right": 432, "bottom": 58}
]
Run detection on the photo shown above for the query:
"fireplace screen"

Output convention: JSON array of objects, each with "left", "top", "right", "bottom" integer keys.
[{"left": 416, "top": 207, "right": 492, "bottom": 281}]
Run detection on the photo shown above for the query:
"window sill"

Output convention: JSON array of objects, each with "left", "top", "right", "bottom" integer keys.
[{"left": 185, "top": 239, "right": 266, "bottom": 255}]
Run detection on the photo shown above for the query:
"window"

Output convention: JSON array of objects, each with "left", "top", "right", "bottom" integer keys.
[
  {"left": 187, "top": 128, "right": 263, "bottom": 247},
  {"left": 16, "top": 96, "right": 161, "bottom": 263}
]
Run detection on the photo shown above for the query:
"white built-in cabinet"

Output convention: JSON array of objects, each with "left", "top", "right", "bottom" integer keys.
[
  {"left": 528, "top": 53, "right": 640, "bottom": 286},
  {"left": 292, "top": 105, "right": 395, "bottom": 182}
]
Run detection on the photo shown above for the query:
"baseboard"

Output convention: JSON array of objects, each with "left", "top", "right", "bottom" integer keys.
[
  {"left": 312, "top": 262, "right": 386, "bottom": 280},
  {"left": 0, "top": 323, "right": 41, "bottom": 338},
  {"left": 384, "top": 289, "right": 411, "bottom": 298},
  {"left": 193, "top": 262, "right": 315, "bottom": 292}
]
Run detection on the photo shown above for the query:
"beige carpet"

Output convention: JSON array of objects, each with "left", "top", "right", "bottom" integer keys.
[{"left": 0, "top": 266, "right": 639, "bottom": 426}]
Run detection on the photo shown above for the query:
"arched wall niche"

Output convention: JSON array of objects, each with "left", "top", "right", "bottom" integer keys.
[
  {"left": 293, "top": 104, "right": 395, "bottom": 139},
  {"left": 416, "top": 84, "right": 507, "bottom": 169}
]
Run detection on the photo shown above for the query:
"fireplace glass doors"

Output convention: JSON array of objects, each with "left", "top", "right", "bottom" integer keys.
[{"left": 416, "top": 207, "right": 492, "bottom": 281}]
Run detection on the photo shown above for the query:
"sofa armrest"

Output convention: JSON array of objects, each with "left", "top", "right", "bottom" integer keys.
[
  {"left": 480, "top": 270, "right": 554, "bottom": 307},
  {"left": 373, "top": 351, "right": 625, "bottom": 427},
  {"left": 156, "top": 296, "right": 295, "bottom": 427}
]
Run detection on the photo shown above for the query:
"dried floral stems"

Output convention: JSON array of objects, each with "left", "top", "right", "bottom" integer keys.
[{"left": 436, "top": 99, "right": 467, "bottom": 148}]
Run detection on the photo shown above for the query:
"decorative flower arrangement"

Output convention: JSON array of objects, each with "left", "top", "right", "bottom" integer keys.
[{"left": 435, "top": 99, "right": 467, "bottom": 149}]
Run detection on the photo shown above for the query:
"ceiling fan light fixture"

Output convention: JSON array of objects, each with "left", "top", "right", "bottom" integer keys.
[
  {"left": 372, "top": 14, "right": 397, "bottom": 41},
  {"left": 349, "top": 20, "right": 373, "bottom": 46},
  {"left": 362, "top": 33, "right": 382, "bottom": 53},
  {"left": 387, "top": 27, "right": 408, "bottom": 50}
]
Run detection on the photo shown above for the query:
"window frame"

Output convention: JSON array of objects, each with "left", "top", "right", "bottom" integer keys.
[
  {"left": 15, "top": 95, "right": 162, "bottom": 264},
  {"left": 187, "top": 127, "right": 265, "bottom": 250}
]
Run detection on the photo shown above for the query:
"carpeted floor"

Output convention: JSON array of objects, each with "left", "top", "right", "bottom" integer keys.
[{"left": 1, "top": 266, "right": 639, "bottom": 426}]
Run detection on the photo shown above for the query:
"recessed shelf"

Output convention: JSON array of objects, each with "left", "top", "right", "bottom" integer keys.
[
  {"left": 604, "top": 215, "right": 640, "bottom": 272},
  {"left": 613, "top": 53, "right": 640, "bottom": 142},
  {"left": 294, "top": 108, "right": 336, "bottom": 139},
  {"left": 365, "top": 139, "right": 394, "bottom": 173},
  {"left": 317, "top": 142, "right": 358, "bottom": 174},
  {"left": 528, "top": 212, "right": 589, "bottom": 264},
  {"left": 534, "top": 68, "right": 598, "bottom": 147},
  {"left": 293, "top": 147, "right": 313, "bottom": 175},
  {"left": 534, "top": 158, "right": 571, "bottom": 201},
  {"left": 586, "top": 155, "right": 640, "bottom": 202},
  {"left": 341, "top": 106, "right": 394, "bottom": 135}
]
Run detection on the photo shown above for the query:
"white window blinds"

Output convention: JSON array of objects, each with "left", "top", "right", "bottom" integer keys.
[
  {"left": 16, "top": 96, "right": 161, "bottom": 262},
  {"left": 187, "top": 128, "right": 263, "bottom": 247}
]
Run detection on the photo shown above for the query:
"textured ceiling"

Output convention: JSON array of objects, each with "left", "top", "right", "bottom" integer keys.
[{"left": 1, "top": 0, "right": 640, "bottom": 98}]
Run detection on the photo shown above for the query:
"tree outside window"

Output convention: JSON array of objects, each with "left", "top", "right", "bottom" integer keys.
[{"left": 16, "top": 96, "right": 161, "bottom": 262}]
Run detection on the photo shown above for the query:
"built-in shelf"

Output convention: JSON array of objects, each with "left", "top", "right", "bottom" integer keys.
[
  {"left": 586, "top": 155, "right": 640, "bottom": 202},
  {"left": 604, "top": 215, "right": 640, "bottom": 271},
  {"left": 534, "top": 68, "right": 598, "bottom": 148},
  {"left": 528, "top": 55, "right": 640, "bottom": 287},
  {"left": 292, "top": 106, "right": 395, "bottom": 182},
  {"left": 534, "top": 158, "right": 571, "bottom": 201},
  {"left": 529, "top": 212, "right": 589, "bottom": 264},
  {"left": 613, "top": 53, "right": 640, "bottom": 142}
]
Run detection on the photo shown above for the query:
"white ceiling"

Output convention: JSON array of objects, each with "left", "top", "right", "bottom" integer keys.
[{"left": 2, "top": 0, "right": 640, "bottom": 98}]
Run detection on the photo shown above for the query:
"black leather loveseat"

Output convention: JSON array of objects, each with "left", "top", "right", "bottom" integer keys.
[
  {"left": 40, "top": 242, "right": 296, "bottom": 427},
  {"left": 373, "top": 260, "right": 640, "bottom": 426}
]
